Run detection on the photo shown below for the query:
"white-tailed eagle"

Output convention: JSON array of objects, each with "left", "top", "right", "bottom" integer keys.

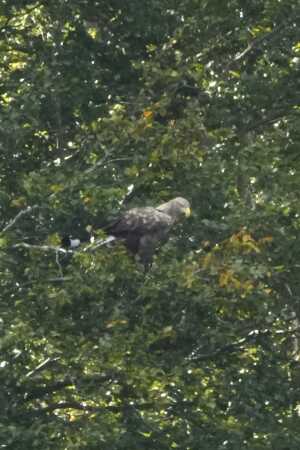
[
  {"left": 106, "top": 197, "right": 191, "bottom": 265},
  {"left": 62, "top": 197, "right": 191, "bottom": 266}
]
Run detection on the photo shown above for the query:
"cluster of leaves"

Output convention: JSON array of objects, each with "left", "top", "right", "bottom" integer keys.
[{"left": 1, "top": 0, "right": 300, "bottom": 448}]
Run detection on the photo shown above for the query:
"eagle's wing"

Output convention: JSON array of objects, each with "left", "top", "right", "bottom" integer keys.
[{"left": 107, "top": 207, "right": 173, "bottom": 237}]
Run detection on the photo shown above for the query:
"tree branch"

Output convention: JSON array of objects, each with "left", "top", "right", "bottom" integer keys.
[
  {"left": 244, "top": 106, "right": 299, "bottom": 134},
  {"left": 25, "top": 357, "right": 61, "bottom": 378},
  {"left": 12, "top": 242, "right": 72, "bottom": 254},
  {"left": 13, "top": 237, "right": 117, "bottom": 254},
  {"left": 32, "top": 400, "right": 154, "bottom": 416},
  {"left": 0, "top": 3, "right": 43, "bottom": 33},
  {"left": 38, "top": 401, "right": 115, "bottom": 414},
  {"left": 85, "top": 157, "right": 131, "bottom": 174},
  {"left": 23, "top": 372, "right": 117, "bottom": 401},
  {"left": 83, "top": 236, "right": 116, "bottom": 252},
  {"left": 228, "top": 16, "right": 299, "bottom": 69},
  {"left": 2, "top": 205, "right": 39, "bottom": 234},
  {"left": 187, "top": 326, "right": 300, "bottom": 362}
]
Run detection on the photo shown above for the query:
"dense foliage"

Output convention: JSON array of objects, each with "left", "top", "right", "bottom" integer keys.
[{"left": 1, "top": 1, "right": 300, "bottom": 448}]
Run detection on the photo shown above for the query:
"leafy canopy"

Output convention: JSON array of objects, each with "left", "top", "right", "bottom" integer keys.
[{"left": 1, "top": 0, "right": 300, "bottom": 448}]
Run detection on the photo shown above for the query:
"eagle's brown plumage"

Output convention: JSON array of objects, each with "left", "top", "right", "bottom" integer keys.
[{"left": 106, "top": 197, "right": 191, "bottom": 265}]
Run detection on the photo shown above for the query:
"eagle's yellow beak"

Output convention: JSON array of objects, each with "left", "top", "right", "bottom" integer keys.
[{"left": 184, "top": 207, "right": 191, "bottom": 218}]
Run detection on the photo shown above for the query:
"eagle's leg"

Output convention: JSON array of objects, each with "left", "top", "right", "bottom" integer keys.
[{"left": 137, "top": 235, "right": 158, "bottom": 271}]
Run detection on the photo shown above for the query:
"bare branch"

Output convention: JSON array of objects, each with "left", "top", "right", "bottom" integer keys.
[
  {"left": 85, "top": 157, "right": 131, "bottom": 174},
  {"left": 83, "top": 236, "right": 116, "bottom": 252},
  {"left": 47, "top": 277, "right": 73, "bottom": 282},
  {"left": 12, "top": 242, "right": 72, "bottom": 254},
  {"left": 228, "top": 17, "right": 297, "bottom": 68},
  {"left": 55, "top": 248, "right": 64, "bottom": 277},
  {"left": 39, "top": 401, "right": 108, "bottom": 414},
  {"left": 187, "top": 326, "right": 300, "bottom": 362},
  {"left": 32, "top": 400, "right": 153, "bottom": 415},
  {"left": 0, "top": 16, "right": 12, "bottom": 33},
  {"left": 2, "top": 205, "right": 39, "bottom": 234},
  {"left": 12, "top": 236, "right": 116, "bottom": 258},
  {"left": 23, "top": 372, "right": 117, "bottom": 401},
  {"left": 244, "top": 107, "right": 299, "bottom": 134},
  {"left": 25, "top": 357, "right": 61, "bottom": 378},
  {"left": 233, "top": 28, "right": 276, "bottom": 63}
]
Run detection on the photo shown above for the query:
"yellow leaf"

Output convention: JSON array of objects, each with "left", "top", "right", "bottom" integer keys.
[
  {"left": 0, "top": 238, "right": 7, "bottom": 248},
  {"left": 241, "top": 280, "right": 254, "bottom": 292},
  {"left": 245, "top": 241, "right": 261, "bottom": 253},
  {"left": 125, "top": 165, "right": 139, "bottom": 177},
  {"left": 146, "top": 44, "right": 157, "bottom": 52},
  {"left": 202, "top": 252, "right": 212, "bottom": 269},
  {"left": 139, "top": 431, "right": 152, "bottom": 438},
  {"left": 232, "top": 277, "right": 241, "bottom": 289},
  {"left": 83, "top": 196, "right": 92, "bottom": 204},
  {"left": 9, "top": 61, "right": 27, "bottom": 71},
  {"left": 292, "top": 42, "right": 300, "bottom": 52},
  {"left": 87, "top": 27, "right": 97, "bottom": 39},
  {"left": 229, "top": 233, "right": 240, "bottom": 243},
  {"left": 259, "top": 236, "right": 273, "bottom": 244},
  {"left": 106, "top": 320, "right": 128, "bottom": 329},
  {"left": 229, "top": 70, "right": 240, "bottom": 78},
  {"left": 242, "top": 233, "right": 253, "bottom": 242},
  {"left": 69, "top": 414, "right": 78, "bottom": 422},
  {"left": 264, "top": 288, "right": 272, "bottom": 295},
  {"left": 143, "top": 110, "right": 153, "bottom": 119},
  {"left": 47, "top": 233, "right": 61, "bottom": 246},
  {"left": 50, "top": 184, "right": 64, "bottom": 193},
  {"left": 1, "top": 93, "right": 13, "bottom": 104},
  {"left": 162, "top": 326, "right": 174, "bottom": 336},
  {"left": 219, "top": 270, "right": 232, "bottom": 287},
  {"left": 11, "top": 196, "right": 26, "bottom": 207}
]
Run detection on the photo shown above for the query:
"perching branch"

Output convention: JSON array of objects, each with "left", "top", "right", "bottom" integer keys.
[
  {"left": 83, "top": 236, "right": 116, "bottom": 252},
  {"left": 2, "top": 205, "right": 39, "bottom": 234},
  {"left": 12, "top": 242, "right": 72, "bottom": 254}
]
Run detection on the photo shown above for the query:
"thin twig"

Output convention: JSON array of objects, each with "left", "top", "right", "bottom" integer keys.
[
  {"left": 25, "top": 357, "right": 60, "bottom": 378},
  {"left": 38, "top": 401, "right": 120, "bottom": 414},
  {"left": 33, "top": 400, "right": 154, "bottom": 415},
  {"left": 85, "top": 157, "right": 131, "bottom": 174},
  {"left": 2, "top": 205, "right": 39, "bottom": 234},
  {"left": 23, "top": 372, "right": 116, "bottom": 401},
  {"left": 0, "top": 2, "right": 42, "bottom": 32},
  {"left": 228, "top": 17, "right": 297, "bottom": 69},
  {"left": 84, "top": 236, "right": 116, "bottom": 252},
  {"left": 55, "top": 249, "right": 64, "bottom": 277},
  {"left": 47, "top": 277, "right": 73, "bottom": 282},
  {"left": 187, "top": 326, "right": 300, "bottom": 362}
]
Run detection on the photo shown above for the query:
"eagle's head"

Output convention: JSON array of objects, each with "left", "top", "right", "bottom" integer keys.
[{"left": 157, "top": 197, "right": 191, "bottom": 221}]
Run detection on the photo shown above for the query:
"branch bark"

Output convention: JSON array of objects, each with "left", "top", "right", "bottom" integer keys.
[
  {"left": 22, "top": 372, "right": 118, "bottom": 401},
  {"left": 12, "top": 242, "right": 72, "bottom": 254},
  {"left": 2, "top": 205, "right": 39, "bottom": 234},
  {"left": 187, "top": 326, "right": 300, "bottom": 362},
  {"left": 227, "top": 16, "right": 299, "bottom": 69}
]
